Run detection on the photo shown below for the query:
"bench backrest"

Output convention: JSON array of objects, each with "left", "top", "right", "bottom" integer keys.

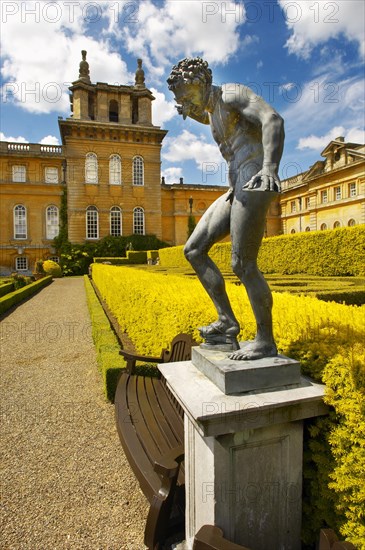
[{"left": 161, "top": 333, "right": 194, "bottom": 363}]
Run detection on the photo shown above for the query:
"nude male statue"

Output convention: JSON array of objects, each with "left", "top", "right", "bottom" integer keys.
[{"left": 167, "top": 58, "right": 285, "bottom": 360}]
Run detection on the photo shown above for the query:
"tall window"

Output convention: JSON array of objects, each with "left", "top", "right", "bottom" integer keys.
[
  {"left": 45, "top": 167, "right": 59, "bottom": 184},
  {"left": 14, "top": 205, "right": 27, "bottom": 239},
  {"left": 133, "top": 207, "right": 145, "bottom": 235},
  {"left": 109, "top": 154, "right": 122, "bottom": 185},
  {"left": 109, "top": 100, "right": 119, "bottom": 122},
  {"left": 305, "top": 197, "right": 310, "bottom": 209},
  {"left": 349, "top": 183, "right": 356, "bottom": 197},
  {"left": 334, "top": 186, "right": 342, "bottom": 200},
  {"left": 110, "top": 206, "right": 122, "bottom": 236},
  {"left": 85, "top": 153, "right": 98, "bottom": 184},
  {"left": 86, "top": 206, "right": 99, "bottom": 239},
  {"left": 133, "top": 156, "right": 144, "bottom": 186},
  {"left": 290, "top": 201, "right": 296, "bottom": 213},
  {"left": 320, "top": 223, "right": 327, "bottom": 231},
  {"left": 12, "top": 165, "right": 26, "bottom": 183},
  {"left": 46, "top": 206, "right": 59, "bottom": 239},
  {"left": 348, "top": 219, "right": 356, "bottom": 227},
  {"left": 321, "top": 190, "right": 328, "bottom": 203}
]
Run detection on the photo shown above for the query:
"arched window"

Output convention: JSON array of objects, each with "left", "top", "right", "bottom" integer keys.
[
  {"left": 133, "top": 207, "right": 145, "bottom": 235},
  {"left": 305, "top": 226, "right": 311, "bottom": 232},
  {"left": 290, "top": 229, "right": 296, "bottom": 234},
  {"left": 348, "top": 219, "right": 356, "bottom": 227},
  {"left": 133, "top": 156, "right": 144, "bottom": 186},
  {"left": 86, "top": 206, "right": 99, "bottom": 239},
  {"left": 109, "top": 100, "right": 119, "bottom": 122},
  {"left": 46, "top": 205, "right": 59, "bottom": 239},
  {"left": 14, "top": 204, "right": 27, "bottom": 239},
  {"left": 85, "top": 153, "right": 98, "bottom": 184},
  {"left": 320, "top": 223, "right": 327, "bottom": 231},
  {"left": 110, "top": 206, "right": 122, "bottom": 236},
  {"left": 333, "top": 221, "right": 341, "bottom": 229},
  {"left": 109, "top": 154, "right": 122, "bottom": 185}
]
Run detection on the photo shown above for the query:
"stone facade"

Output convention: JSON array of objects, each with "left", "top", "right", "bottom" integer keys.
[
  {"left": 0, "top": 54, "right": 364, "bottom": 275},
  {"left": 280, "top": 138, "right": 365, "bottom": 234}
]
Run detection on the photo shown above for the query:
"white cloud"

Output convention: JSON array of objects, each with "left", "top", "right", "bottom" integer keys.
[
  {"left": 282, "top": 74, "right": 365, "bottom": 137},
  {"left": 297, "top": 126, "right": 365, "bottom": 151},
  {"left": 278, "top": 0, "right": 365, "bottom": 59},
  {"left": 119, "top": 1, "right": 246, "bottom": 80},
  {"left": 151, "top": 88, "right": 177, "bottom": 127},
  {"left": 162, "top": 167, "right": 183, "bottom": 183},
  {"left": 0, "top": 132, "right": 28, "bottom": 143},
  {"left": 0, "top": 1, "right": 132, "bottom": 114},
  {"left": 163, "top": 129, "right": 219, "bottom": 169},
  {"left": 39, "top": 135, "right": 60, "bottom": 145}
]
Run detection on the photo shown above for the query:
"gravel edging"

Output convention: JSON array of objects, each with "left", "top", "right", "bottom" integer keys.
[{"left": 0, "top": 277, "right": 148, "bottom": 549}]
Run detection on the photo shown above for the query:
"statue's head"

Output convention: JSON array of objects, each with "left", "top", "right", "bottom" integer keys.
[{"left": 167, "top": 57, "right": 212, "bottom": 108}]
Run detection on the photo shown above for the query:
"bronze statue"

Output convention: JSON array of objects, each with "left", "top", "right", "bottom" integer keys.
[{"left": 167, "top": 58, "right": 285, "bottom": 360}]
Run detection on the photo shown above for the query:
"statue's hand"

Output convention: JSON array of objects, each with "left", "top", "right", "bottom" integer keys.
[{"left": 243, "top": 168, "right": 281, "bottom": 192}]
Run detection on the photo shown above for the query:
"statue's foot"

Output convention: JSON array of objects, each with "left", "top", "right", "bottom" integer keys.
[
  {"left": 199, "top": 321, "right": 240, "bottom": 351},
  {"left": 228, "top": 341, "right": 277, "bottom": 361},
  {"left": 199, "top": 320, "right": 239, "bottom": 338}
]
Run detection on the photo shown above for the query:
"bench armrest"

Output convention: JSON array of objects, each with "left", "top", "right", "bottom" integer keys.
[
  {"left": 120, "top": 349, "right": 161, "bottom": 373},
  {"left": 153, "top": 445, "right": 184, "bottom": 478}
]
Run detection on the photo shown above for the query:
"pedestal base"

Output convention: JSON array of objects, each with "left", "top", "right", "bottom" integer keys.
[
  {"left": 159, "top": 359, "right": 327, "bottom": 550},
  {"left": 192, "top": 345, "right": 301, "bottom": 395}
]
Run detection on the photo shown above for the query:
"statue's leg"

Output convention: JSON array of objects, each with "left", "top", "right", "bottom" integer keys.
[
  {"left": 184, "top": 192, "right": 240, "bottom": 349},
  {"left": 229, "top": 189, "right": 278, "bottom": 360}
]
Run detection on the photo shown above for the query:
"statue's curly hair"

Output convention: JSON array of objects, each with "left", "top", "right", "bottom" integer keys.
[{"left": 167, "top": 57, "right": 212, "bottom": 89}]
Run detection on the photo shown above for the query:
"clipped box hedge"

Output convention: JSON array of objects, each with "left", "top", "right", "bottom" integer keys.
[
  {"left": 93, "top": 250, "right": 148, "bottom": 265},
  {"left": 83, "top": 275, "right": 125, "bottom": 401},
  {"left": 0, "top": 282, "right": 14, "bottom": 298},
  {"left": 0, "top": 276, "right": 52, "bottom": 315},
  {"left": 158, "top": 226, "right": 365, "bottom": 276},
  {"left": 92, "top": 263, "right": 365, "bottom": 547}
]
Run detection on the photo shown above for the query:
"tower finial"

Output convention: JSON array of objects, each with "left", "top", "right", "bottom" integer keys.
[
  {"left": 79, "top": 50, "right": 91, "bottom": 83},
  {"left": 135, "top": 58, "right": 145, "bottom": 88}
]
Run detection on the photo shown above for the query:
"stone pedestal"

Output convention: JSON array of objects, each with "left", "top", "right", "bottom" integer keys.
[{"left": 159, "top": 349, "right": 327, "bottom": 550}]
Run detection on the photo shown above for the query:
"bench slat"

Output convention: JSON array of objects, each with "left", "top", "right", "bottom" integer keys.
[
  {"left": 152, "top": 377, "right": 184, "bottom": 446},
  {"left": 115, "top": 373, "right": 161, "bottom": 501},
  {"left": 144, "top": 376, "right": 182, "bottom": 449}
]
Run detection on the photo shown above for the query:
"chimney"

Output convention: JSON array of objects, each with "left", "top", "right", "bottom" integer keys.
[{"left": 179, "top": 177, "right": 184, "bottom": 184}]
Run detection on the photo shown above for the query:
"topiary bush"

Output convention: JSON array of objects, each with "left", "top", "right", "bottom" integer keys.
[{"left": 42, "top": 260, "right": 62, "bottom": 278}]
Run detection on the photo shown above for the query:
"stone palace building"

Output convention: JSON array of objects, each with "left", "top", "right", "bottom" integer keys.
[{"left": 0, "top": 52, "right": 364, "bottom": 275}]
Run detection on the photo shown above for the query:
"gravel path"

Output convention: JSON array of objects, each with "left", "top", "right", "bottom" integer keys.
[{"left": 0, "top": 277, "right": 148, "bottom": 550}]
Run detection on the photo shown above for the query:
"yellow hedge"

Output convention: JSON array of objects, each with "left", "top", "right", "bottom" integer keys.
[
  {"left": 158, "top": 226, "right": 365, "bottom": 276},
  {"left": 92, "top": 263, "right": 365, "bottom": 547}
]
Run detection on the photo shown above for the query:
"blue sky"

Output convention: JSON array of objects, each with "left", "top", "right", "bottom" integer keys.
[{"left": 1, "top": 0, "right": 364, "bottom": 185}]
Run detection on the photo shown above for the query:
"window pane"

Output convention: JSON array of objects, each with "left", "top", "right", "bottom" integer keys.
[
  {"left": 45, "top": 167, "right": 59, "bottom": 184},
  {"left": 110, "top": 207, "right": 122, "bottom": 236},
  {"left": 12, "top": 165, "right": 26, "bottom": 183},
  {"left": 109, "top": 155, "right": 121, "bottom": 185},
  {"left": 133, "top": 207, "right": 144, "bottom": 234},
  {"left": 85, "top": 153, "right": 98, "bottom": 184},
  {"left": 133, "top": 157, "right": 144, "bottom": 186},
  {"left": 46, "top": 206, "right": 59, "bottom": 239},
  {"left": 86, "top": 206, "right": 98, "bottom": 239},
  {"left": 14, "top": 205, "right": 27, "bottom": 239},
  {"left": 16, "top": 257, "right": 28, "bottom": 271}
]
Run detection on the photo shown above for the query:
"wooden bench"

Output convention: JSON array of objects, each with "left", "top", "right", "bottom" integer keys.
[
  {"left": 319, "top": 529, "right": 356, "bottom": 550},
  {"left": 115, "top": 333, "right": 193, "bottom": 549},
  {"left": 193, "top": 525, "right": 251, "bottom": 549}
]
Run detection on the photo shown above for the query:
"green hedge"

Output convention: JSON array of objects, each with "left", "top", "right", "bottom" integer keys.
[
  {"left": 0, "top": 282, "right": 14, "bottom": 298},
  {"left": 93, "top": 251, "right": 147, "bottom": 265},
  {"left": 159, "top": 226, "right": 365, "bottom": 276},
  {"left": 83, "top": 276, "right": 125, "bottom": 401},
  {"left": 0, "top": 276, "right": 52, "bottom": 315}
]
